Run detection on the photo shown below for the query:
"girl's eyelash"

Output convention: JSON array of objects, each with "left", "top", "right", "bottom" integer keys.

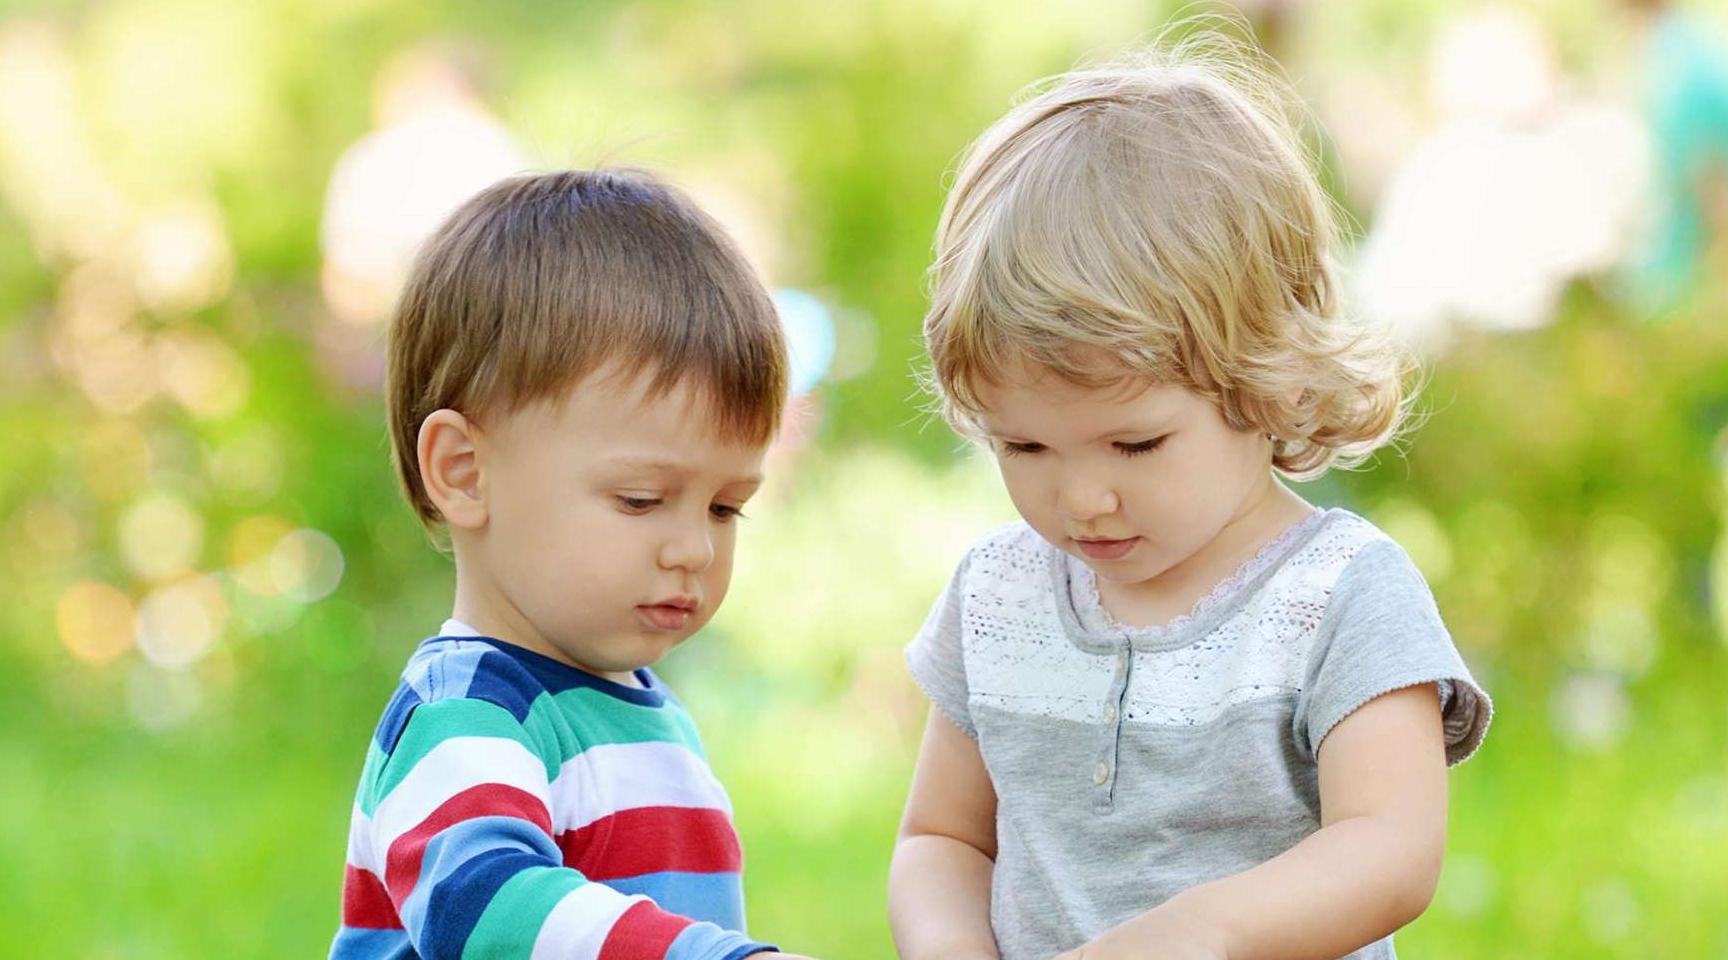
[
  {"left": 617, "top": 495, "right": 661, "bottom": 511},
  {"left": 1000, "top": 441, "right": 1045, "bottom": 457},
  {"left": 710, "top": 503, "right": 747, "bottom": 522},
  {"left": 1116, "top": 437, "right": 1166, "bottom": 457}
]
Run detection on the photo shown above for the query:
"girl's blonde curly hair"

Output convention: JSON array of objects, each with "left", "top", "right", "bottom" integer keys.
[{"left": 923, "top": 28, "right": 1412, "bottom": 478}]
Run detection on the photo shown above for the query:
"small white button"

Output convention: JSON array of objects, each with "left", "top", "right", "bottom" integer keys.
[
  {"left": 1093, "top": 761, "right": 1110, "bottom": 785},
  {"left": 1103, "top": 703, "right": 1118, "bottom": 724}
]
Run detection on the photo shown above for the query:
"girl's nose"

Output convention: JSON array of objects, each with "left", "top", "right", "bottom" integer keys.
[{"left": 1058, "top": 474, "right": 1120, "bottom": 522}]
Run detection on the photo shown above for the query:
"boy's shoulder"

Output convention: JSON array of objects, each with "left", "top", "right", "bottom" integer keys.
[
  {"left": 372, "top": 631, "right": 701, "bottom": 761},
  {"left": 370, "top": 635, "right": 553, "bottom": 759}
]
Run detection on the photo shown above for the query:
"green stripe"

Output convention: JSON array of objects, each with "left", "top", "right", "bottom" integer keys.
[
  {"left": 365, "top": 687, "right": 708, "bottom": 815},
  {"left": 365, "top": 698, "right": 561, "bottom": 815},
  {"left": 355, "top": 739, "right": 387, "bottom": 806},
  {"left": 550, "top": 687, "right": 706, "bottom": 757},
  {"left": 462, "top": 865, "right": 586, "bottom": 959}
]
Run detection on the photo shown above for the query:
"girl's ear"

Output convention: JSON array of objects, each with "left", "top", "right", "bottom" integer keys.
[{"left": 418, "top": 409, "right": 488, "bottom": 531}]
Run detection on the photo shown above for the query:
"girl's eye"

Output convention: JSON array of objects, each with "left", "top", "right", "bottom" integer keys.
[
  {"left": 710, "top": 503, "right": 747, "bottom": 523},
  {"left": 617, "top": 495, "right": 662, "bottom": 512},
  {"left": 1000, "top": 441, "right": 1046, "bottom": 457},
  {"left": 1115, "top": 437, "right": 1166, "bottom": 457}
]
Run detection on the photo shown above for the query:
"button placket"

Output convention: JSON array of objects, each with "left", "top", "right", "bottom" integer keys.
[{"left": 1092, "top": 644, "right": 1132, "bottom": 813}]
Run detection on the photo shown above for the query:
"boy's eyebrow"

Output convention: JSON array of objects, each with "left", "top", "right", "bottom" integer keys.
[{"left": 605, "top": 456, "right": 764, "bottom": 487}]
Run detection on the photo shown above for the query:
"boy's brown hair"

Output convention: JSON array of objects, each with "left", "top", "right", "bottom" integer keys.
[{"left": 387, "top": 168, "right": 788, "bottom": 528}]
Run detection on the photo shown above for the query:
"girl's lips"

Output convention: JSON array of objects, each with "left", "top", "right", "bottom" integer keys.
[
  {"left": 1074, "top": 537, "right": 1140, "bottom": 561},
  {"left": 637, "top": 604, "right": 693, "bottom": 631}
]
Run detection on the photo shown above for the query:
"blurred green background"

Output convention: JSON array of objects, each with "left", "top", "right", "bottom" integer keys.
[{"left": 3, "top": 0, "right": 1728, "bottom": 957}]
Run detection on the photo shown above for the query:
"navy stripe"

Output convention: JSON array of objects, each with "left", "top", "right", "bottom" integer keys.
[
  {"left": 422, "top": 848, "right": 544, "bottom": 958},
  {"left": 451, "top": 635, "right": 669, "bottom": 708},
  {"left": 373, "top": 685, "right": 424, "bottom": 754}
]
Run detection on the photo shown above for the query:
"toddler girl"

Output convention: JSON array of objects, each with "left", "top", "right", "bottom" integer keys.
[{"left": 888, "top": 37, "right": 1492, "bottom": 960}]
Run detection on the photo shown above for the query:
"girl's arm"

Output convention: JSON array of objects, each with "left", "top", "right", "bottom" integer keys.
[
  {"left": 1062, "top": 684, "right": 1449, "bottom": 960},
  {"left": 889, "top": 707, "right": 1002, "bottom": 960}
]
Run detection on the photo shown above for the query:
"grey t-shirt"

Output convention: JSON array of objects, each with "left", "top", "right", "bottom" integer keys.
[{"left": 905, "top": 508, "right": 1492, "bottom": 960}]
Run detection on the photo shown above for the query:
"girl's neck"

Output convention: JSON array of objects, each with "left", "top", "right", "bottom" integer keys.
[{"left": 1097, "top": 478, "right": 1314, "bottom": 628}]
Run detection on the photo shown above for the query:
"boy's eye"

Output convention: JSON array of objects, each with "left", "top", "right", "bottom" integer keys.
[
  {"left": 1115, "top": 436, "right": 1166, "bottom": 457},
  {"left": 1000, "top": 441, "right": 1046, "bottom": 457},
  {"left": 709, "top": 503, "right": 747, "bottom": 522},
  {"left": 617, "top": 495, "right": 662, "bottom": 512}
]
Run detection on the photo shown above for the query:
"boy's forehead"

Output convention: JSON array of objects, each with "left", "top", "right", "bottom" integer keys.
[
  {"left": 601, "top": 451, "right": 764, "bottom": 484},
  {"left": 543, "top": 373, "right": 767, "bottom": 477}
]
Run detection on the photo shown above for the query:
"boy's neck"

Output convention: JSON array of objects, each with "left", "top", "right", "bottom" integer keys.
[{"left": 448, "top": 544, "right": 644, "bottom": 687}]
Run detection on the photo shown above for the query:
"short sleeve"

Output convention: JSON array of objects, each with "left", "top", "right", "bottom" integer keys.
[
  {"left": 905, "top": 551, "right": 977, "bottom": 739},
  {"left": 1298, "top": 538, "right": 1492, "bottom": 765}
]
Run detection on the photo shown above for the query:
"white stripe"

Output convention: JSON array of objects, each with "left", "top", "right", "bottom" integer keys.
[
  {"left": 370, "top": 735, "right": 550, "bottom": 851},
  {"left": 549, "top": 740, "right": 732, "bottom": 834},
  {"left": 345, "top": 804, "right": 379, "bottom": 875},
  {"left": 529, "top": 882, "right": 644, "bottom": 960}
]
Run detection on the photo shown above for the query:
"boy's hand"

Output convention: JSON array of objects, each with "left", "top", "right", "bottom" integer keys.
[{"left": 1052, "top": 900, "right": 1227, "bottom": 960}]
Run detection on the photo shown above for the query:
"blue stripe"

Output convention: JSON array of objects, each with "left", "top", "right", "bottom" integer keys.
[
  {"left": 604, "top": 871, "right": 748, "bottom": 931},
  {"left": 327, "top": 924, "right": 413, "bottom": 959},
  {"left": 421, "top": 847, "right": 544, "bottom": 958},
  {"left": 718, "top": 947, "right": 780, "bottom": 960},
  {"left": 458, "top": 635, "right": 669, "bottom": 707},
  {"left": 664, "top": 921, "right": 774, "bottom": 960},
  {"left": 458, "top": 648, "right": 546, "bottom": 722},
  {"left": 436, "top": 644, "right": 484, "bottom": 700},
  {"left": 373, "top": 685, "right": 424, "bottom": 754}
]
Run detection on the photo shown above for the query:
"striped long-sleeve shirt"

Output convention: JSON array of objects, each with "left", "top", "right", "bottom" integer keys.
[{"left": 331, "top": 621, "right": 775, "bottom": 960}]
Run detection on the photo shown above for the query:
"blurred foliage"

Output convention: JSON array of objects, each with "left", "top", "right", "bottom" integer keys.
[{"left": 1, "top": 1, "right": 1726, "bottom": 958}]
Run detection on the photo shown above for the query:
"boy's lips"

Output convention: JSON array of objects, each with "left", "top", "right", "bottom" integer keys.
[
  {"left": 637, "top": 597, "right": 698, "bottom": 632},
  {"left": 1074, "top": 536, "right": 1140, "bottom": 561}
]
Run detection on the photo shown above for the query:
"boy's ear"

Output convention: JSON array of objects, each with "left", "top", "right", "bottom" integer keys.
[{"left": 418, "top": 409, "right": 488, "bottom": 531}]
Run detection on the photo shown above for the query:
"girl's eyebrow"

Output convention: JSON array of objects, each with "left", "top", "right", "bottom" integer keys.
[{"left": 1088, "top": 421, "right": 1173, "bottom": 443}]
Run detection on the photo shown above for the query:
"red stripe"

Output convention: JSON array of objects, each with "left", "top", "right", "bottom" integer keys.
[
  {"left": 342, "top": 865, "right": 403, "bottom": 929},
  {"left": 557, "top": 806, "right": 742, "bottom": 881},
  {"left": 384, "top": 784, "right": 553, "bottom": 904},
  {"left": 597, "top": 899, "right": 692, "bottom": 960}
]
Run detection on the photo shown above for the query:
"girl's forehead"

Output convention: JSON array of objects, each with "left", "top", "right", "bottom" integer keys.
[{"left": 978, "top": 372, "right": 1195, "bottom": 433}]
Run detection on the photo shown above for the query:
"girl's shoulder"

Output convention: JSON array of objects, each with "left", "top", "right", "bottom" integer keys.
[{"left": 952, "top": 519, "right": 1064, "bottom": 598}]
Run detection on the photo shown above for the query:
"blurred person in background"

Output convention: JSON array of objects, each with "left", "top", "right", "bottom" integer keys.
[{"left": 1622, "top": 0, "right": 1728, "bottom": 310}]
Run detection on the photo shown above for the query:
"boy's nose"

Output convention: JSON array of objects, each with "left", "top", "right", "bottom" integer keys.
[{"left": 658, "top": 526, "right": 715, "bottom": 573}]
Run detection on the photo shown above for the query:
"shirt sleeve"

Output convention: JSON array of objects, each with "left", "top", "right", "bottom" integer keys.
[
  {"left": 905, "top": 550, "right": 978, "bottom": 739},
  {"left": 359, "top": 696, "right": 774, "bottom": 960},
  {"left": 1296, "top": 538, "right": 1493, "bottom": 765}
]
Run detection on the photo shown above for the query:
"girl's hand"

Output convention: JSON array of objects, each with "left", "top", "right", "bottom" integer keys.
[{"left": 1052, "top": 901, "right": 1228, "bottom": 960}]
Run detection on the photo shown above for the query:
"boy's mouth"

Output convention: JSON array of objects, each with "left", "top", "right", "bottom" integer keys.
[
  {"left": 637, "top": 596, "right": 698, "bottom": 632},
  {"left": 1074, "top": 536, "right": 1140, "bottom": 561}
]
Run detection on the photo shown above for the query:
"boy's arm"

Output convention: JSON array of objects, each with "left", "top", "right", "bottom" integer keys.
[
  {"left": 362, "top": 697, "right": 775, "bottom": 960},
  {"left": 1061, "top": 684, "right": 1448, "bottom": 960},
  {"left": 889, "top": 707, "right": 1002, "bottom": 960}
]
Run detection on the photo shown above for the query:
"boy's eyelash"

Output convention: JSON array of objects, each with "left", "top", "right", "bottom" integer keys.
[
  {"left": 618, "top": 496, "right": 748, "bottom": 522},
  {"left": 1116, "top": 437, "right": 1166, "bottom": 457}
]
